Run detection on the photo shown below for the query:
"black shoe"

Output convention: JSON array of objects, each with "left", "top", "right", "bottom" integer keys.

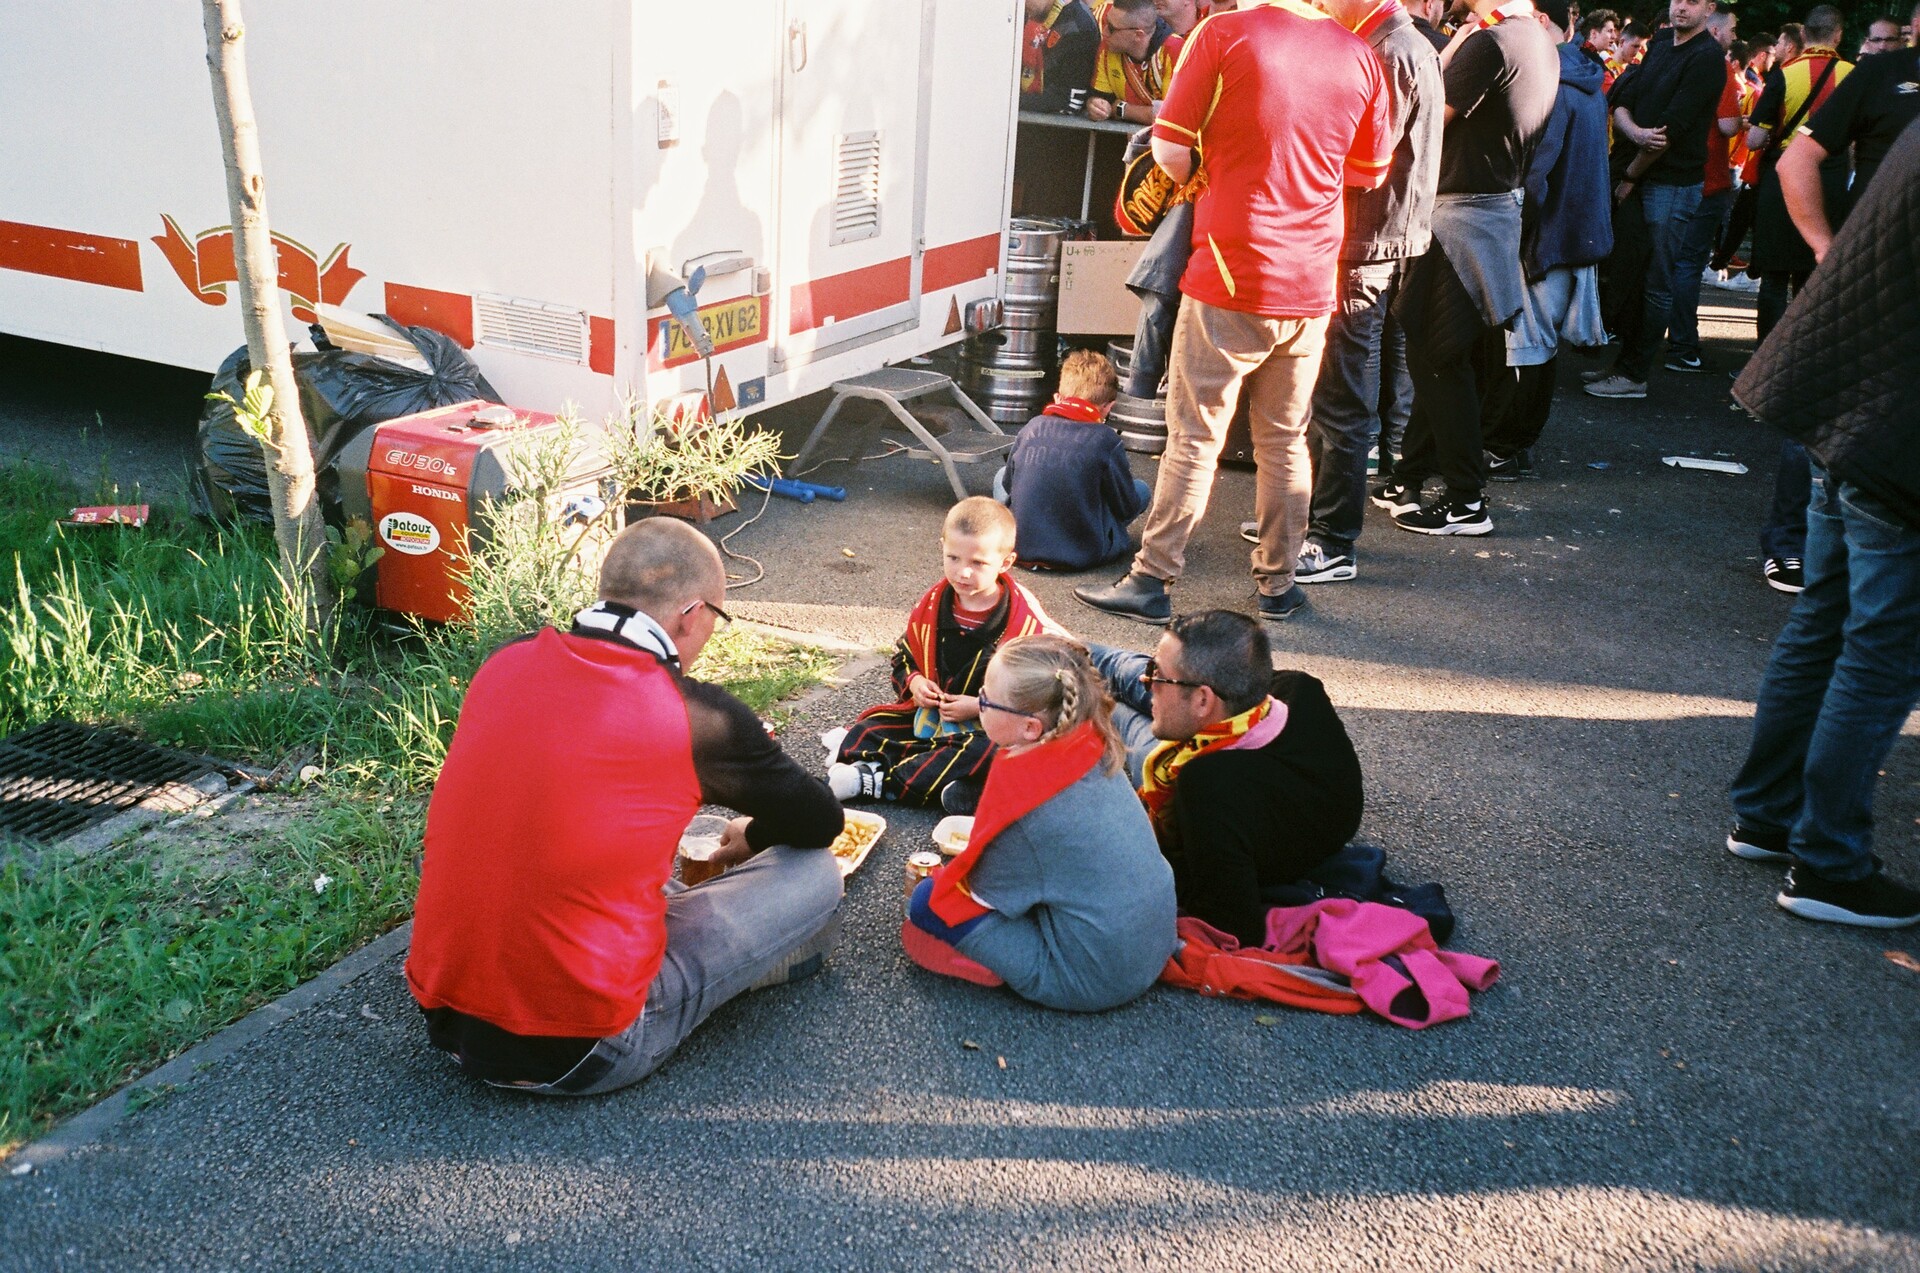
[
  {"left": 940, "top": 779, "right": 983, "bottom": 816},
  {"left": 1664, "top": 352, "right": 1713, "bottom": 373},
  {"left": 1777, "top": 865, "right": 1920, "bottom": 928},
  {"left": 1763, "top": 557, "right": 1805, "bottom": 594},
  {"left": 1370, "top": 481, "right": 1420, "bottom": 516},
  {"left": 1257, "top": 584, "right": 1308, "bottom": 621},
  {"left": 1394, "top": 496, "right": 1492, "bottom": 536},
  {"left": 1484, "top": 451, "right": 1523, "bottom": 483},
  {"left": 1727, "top": 823, "right": 1791, "bottom": 862},
  {"left": 1295, "top": 541, "right": 1357, "bottom": 584},
  {"left": 1516, "top": 449, "right": 1533, "bottom": 476},
  {"left": 1074, "top": 571, "right": 1172, "bottom": 624}
]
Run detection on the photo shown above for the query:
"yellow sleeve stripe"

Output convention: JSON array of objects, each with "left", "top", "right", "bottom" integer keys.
[
  {"left": 1156, "top": 118, "right": 1201, "bottom": 140},
  {"left": 1348, "top": 154, "right": 1392, "bottom": 170}
]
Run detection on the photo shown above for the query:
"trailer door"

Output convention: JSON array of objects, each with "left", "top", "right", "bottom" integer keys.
[{"left": 769, "top": 0, "right": 934, "bottom": 374}]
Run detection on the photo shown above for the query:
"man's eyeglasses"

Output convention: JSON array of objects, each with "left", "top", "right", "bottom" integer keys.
[
  {"left": 977, "top": 691, "right": 1043, "bottom": 720},
  {"left": 681, "top": 597, "right": 733, "bottom": 629},
  {"left": 1140, "top": 657, "right": 1206, "bottom": 690}
]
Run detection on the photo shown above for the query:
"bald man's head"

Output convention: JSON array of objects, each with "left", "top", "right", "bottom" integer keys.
[{"left": 598, "top": 518, "right": 725, "bottom": 619}]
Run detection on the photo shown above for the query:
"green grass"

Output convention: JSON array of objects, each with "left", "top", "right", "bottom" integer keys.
[{"left": 0, "top": 461, "right": 836, "bottom": 1151}]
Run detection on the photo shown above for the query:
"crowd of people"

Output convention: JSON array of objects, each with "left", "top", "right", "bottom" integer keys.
[{"left": 398, "top": 1, "right": 1920, "bottom": 1097}]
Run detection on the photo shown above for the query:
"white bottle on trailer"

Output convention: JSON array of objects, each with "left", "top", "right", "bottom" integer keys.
[{"left": 0, "top": 0, "right": 1021, "bottom": 420}]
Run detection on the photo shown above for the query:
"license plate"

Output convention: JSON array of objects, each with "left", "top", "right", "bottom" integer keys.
[{"left": 653, "top": 296, "right": 766, "bottom": 368}]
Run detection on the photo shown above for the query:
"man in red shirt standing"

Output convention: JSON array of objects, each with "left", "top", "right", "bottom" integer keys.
[{"left": 1075, "top": 0, "right": 1392, "bottom": 625}]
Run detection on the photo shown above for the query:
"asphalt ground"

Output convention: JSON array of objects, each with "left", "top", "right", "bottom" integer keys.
[{"left": 4, "top": 288, "right": 1919, "bottom": 1269}]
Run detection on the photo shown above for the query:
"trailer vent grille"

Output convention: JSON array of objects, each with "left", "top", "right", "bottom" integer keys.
[
  {"left": 474, "top": 294, "right": 591, "bottom": 364},
  {"left": 830, "top": 131, "right": 882, "bottom": 246}
]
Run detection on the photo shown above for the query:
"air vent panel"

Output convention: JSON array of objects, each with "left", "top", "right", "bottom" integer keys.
[
  {"left": 830, "top": 131, "right": 882, "bottom": 246},
  {"left": 474, "top": 294, "right": 590, "bottom": 364}
]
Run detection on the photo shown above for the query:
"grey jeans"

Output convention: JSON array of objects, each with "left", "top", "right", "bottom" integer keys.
[
  {"left": 512, "top": 844, "right": 843, "bottom": 1096},
  {"left": 1307, "top": 261, "right": 1401, "bottom": 553}
]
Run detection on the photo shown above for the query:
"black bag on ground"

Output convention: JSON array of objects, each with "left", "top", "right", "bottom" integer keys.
[{"left": 190, "top": 320, "right": 502, "bottom": 525}]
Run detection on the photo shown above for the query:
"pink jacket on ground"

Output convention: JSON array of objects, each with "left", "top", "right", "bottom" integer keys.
[{"left": 1264, "top": 897, "right": 1500, "bottom": 1029}]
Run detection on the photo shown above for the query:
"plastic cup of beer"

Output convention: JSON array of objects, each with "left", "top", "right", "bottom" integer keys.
[{"left": 678, "top": 814, "right": 730, "bottom": 886}]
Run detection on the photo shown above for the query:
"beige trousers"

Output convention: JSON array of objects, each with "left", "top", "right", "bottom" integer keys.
[{"left": 1133, "top": 299, "right": 1329, "bottom": 596}]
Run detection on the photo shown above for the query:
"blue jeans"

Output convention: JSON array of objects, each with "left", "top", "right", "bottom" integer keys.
[
  {"left": 1730, "top": 469, "right": 1920, "bottom": 881},
  {"left": 1617, "top": 181, "right": 1704, "bottom": 381},
  {"left": 1665, "top": 188, "right": 1732, "bottom": 361},
  {"left": 1086, "top": 642, "right": 1158, "bottom": 785},
  {"left": 1307, "top": 261, "right": 1400, "bottom": 553},
  {"left": 516, "top": 845, "right": 843, "bottom": 1095}
]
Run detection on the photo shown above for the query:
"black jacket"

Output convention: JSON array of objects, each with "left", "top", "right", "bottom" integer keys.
[
  {"left": 1733, "top": 117, "right": 1920, "bottom": 528},
  {"left": 1161, "top": 671, "right": 1365, "bottom": 944}
]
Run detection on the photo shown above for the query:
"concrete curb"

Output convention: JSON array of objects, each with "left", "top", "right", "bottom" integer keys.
[
  {"left": 11, "top": 921, "right": 413, "bottom": 1174},
  {"left": 9, "top": 623, "right": 878, "bottom": 1176}
]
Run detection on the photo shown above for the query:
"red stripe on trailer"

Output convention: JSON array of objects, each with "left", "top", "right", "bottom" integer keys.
[
  {"left": 789, "top": 257, "right": 912, "bottom": 334},
  {"left": 589, "top": 316, "right": 616, "bottom": 376},
  {"left": 385, "top": 283, "right": 474, "bottom": 347},
  {"left": 0, "top": 220, "right": 143, "bottom": 291},
  {"left": 923, "top": 233, "right": 1001, "bottom": 292}
]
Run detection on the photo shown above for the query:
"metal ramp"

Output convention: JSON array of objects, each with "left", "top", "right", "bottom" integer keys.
[{"left": 786, "top": 369, "right": 1013, "bottom": 501}]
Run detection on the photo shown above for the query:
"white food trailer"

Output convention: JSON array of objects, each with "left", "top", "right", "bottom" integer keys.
[{"left": 0, "top": 1, "right": 1022, "bottom": 419}]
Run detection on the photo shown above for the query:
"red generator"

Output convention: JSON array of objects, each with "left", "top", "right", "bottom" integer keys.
[{"left": 335, "top": 401, "right": 616, "bottom": 622}]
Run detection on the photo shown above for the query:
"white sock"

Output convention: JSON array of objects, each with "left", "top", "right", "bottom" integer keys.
[
  {"left": 820, "top": 726, "right": 849, "bottom": 758},
  {"left": 827, "top": 763, "right": 862, "bottom": 802}
]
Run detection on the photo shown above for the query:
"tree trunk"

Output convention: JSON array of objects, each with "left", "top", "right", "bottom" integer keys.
[{"left": 201, "top": 0, "right": 336, "bottom": 624}]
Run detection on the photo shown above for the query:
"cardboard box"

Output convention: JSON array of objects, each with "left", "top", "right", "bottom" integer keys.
[{"left": 1057, "top": 241, "right": 1145, "bottom": 335}]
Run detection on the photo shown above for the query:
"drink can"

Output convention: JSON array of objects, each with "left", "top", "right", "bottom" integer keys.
[{"left": 905, "top": 850, "right": 943, "bottom": 895}]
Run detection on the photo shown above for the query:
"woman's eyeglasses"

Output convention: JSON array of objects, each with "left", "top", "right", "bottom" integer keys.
[
  {"left": 977, "top": 691, "right": 1043, "bottom": 719},
  {"left": 1140, "top": 657, "right": 1206, "bottom": 690},
  {"left": 681, "top": 597, "right": 733, "bottom": 628}
]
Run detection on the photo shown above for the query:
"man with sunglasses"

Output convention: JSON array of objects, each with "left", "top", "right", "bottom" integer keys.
[
  {"left": 408, "top": 518, "right": 846, "bottom": 1095},
  {"left": 1089, "top": 610, "right": 1365, "bottom": 942},
  {"left": 1087, "top": 0, "right": 1183, "bottom": 126}
]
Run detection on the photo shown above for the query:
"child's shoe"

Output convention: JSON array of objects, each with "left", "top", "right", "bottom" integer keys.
[
  {"left": 819, "top": 726, "right": 849, "bottom": 759},
  {"left": 827, "top": 760, "right": 885, "bottom": 802},
  {"left": 940, "top": 779, "right": 984, "bottom": 816}
]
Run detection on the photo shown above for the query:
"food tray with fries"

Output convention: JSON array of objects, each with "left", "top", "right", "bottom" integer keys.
[{"left": 828, "top": 808, "right": 887, "bottom": 877}]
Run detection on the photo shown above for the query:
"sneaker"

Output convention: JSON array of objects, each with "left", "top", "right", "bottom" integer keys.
[
  {"left": 1777, "top": 865, "right": 1920, "bottom": 928},
  {"left": 1370, "top": 481, "right": 1420, "bottom": 515},
  {"left": 1664, "top": 352, "right": 1713, "bottom": 374},
  {"left": 1073, "top": 571, "right": 1172, "bottom": 624},
  {"left": 1727, "top": 823, "right": 1791, "bottom": 862},
  {"left": 1580, "top": 366, "right": 1615, "bottom": 384},
  {"left": 1367, "top": 445, "right": 1380, "bottom": 476},
  {"left": 1394, "top": 496, "right": 1492, "bottom": 536},
  {"left": 1295, "top": 542, "right": 1357, "bottom": 584},
  {"left": 1257, "top": 584, "right": 1309, "bottom": 621},
  {"left": 826, "top": 760, "right": 885, "bottom": 802},
  {"left": 1239, "top": 520, "right": 1259, "bottom": 545},
  {"left": 940, "top": 778, "right": 983, "bottom": 816},
  {"left": 1484, "top": 451, "right": 1524, "bottom": 482},
  {"left": 1583, "top": 374, "right": 1648, "bottom": 399},
  {"left": 1516, "top": 449, "right": 1534, "bottom": 476},
  {"left": 1763, "top": 557, "right": 1805, "bottom": 594}
]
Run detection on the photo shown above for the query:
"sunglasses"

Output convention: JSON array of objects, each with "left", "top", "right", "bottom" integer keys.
[
  {"left": 1140, "top": 657, "right": 1206, "bottom": 690},
  {"left": 977, "top": 691, "right": 1043, "bottom": 720},
  {"left": 680, "top": 597, "right": 733, "bottom": 629}
]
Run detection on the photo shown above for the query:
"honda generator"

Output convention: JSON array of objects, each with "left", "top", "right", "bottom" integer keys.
[{"left": 335, "top": 401, "right": 617, "bottom": 622}]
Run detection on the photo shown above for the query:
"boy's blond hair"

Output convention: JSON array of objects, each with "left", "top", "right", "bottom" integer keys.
[
  {"left": 944, "top": 495, "right": 1017, "bottom": 550},
  {"left": 1057, "top": 349, "right": 1119, "bottom": 407}
]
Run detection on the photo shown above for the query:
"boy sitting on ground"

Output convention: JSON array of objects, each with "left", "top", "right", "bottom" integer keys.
[
  {"left": 827, "top": 497, "right": 1061, "bottom": 814},
  {"left": 995, "top": 349, "right": 1150, "bottom": 572}
]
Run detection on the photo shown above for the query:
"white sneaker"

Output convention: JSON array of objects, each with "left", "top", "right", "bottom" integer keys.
[
  {"left": 819, "top": 726, "right": 849, "bottom": 758},
  {"left": 1583, "top": 373, "right": 1648, "bottom": 399}
]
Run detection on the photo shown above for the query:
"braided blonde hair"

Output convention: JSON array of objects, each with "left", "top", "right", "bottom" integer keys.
[{"left": 987, "top": 634, "right": 1126, "bottom": 773}]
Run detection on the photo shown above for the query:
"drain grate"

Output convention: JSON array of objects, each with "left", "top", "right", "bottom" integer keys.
[{"left": 0, "top": 720, "right": 225, "bottom": 846}]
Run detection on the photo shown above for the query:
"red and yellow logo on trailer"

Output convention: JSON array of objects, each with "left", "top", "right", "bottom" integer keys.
[{"left": 151, "top": 213, "right": 363, "bottom": 323}]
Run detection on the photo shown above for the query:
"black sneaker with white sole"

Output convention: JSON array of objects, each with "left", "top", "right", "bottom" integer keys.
[
  {"left": 1257, "top": 585, "right": 1308, "bottom": 621},
  {"left": 1763, "top": 557, "right": 1805, "bottom": 593},
  {"left": 1727, "top": 823, "right": 1791, "bottom": 862},
  {"left": 1394, "top": 496, "right": 1492, "bottom": 536},
  {"left": 1296, "top": 542, "right": 1357, "bottom": 583},
  {"left": 1777, "top": 865, "right": 1920, "bottom": 928},
  {"left": 1484, "top": 450, "right": 1523, "bottom": 482},
  {"left": 1664, "top": 352, "right": 1713, "bottom": 373},
  {"left": 1370, "top": 482, "right": 1420, "bottom": 515}
]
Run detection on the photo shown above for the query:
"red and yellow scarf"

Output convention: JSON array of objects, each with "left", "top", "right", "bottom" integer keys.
[
  {"left": 928, "top": 721, "right": 1110, "bottom": 925},
  {"left": 1138, "top": 697, "right": 1273, "bottom": 829}
]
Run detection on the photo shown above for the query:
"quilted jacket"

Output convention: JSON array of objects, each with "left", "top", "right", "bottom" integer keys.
[{"left": 1732, "top": 117, "right": 1920, "bottom": 528}]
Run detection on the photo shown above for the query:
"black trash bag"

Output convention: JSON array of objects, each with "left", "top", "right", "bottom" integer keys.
[{"left": 191, "top": 320, "right": 502, "bottom": 525}]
